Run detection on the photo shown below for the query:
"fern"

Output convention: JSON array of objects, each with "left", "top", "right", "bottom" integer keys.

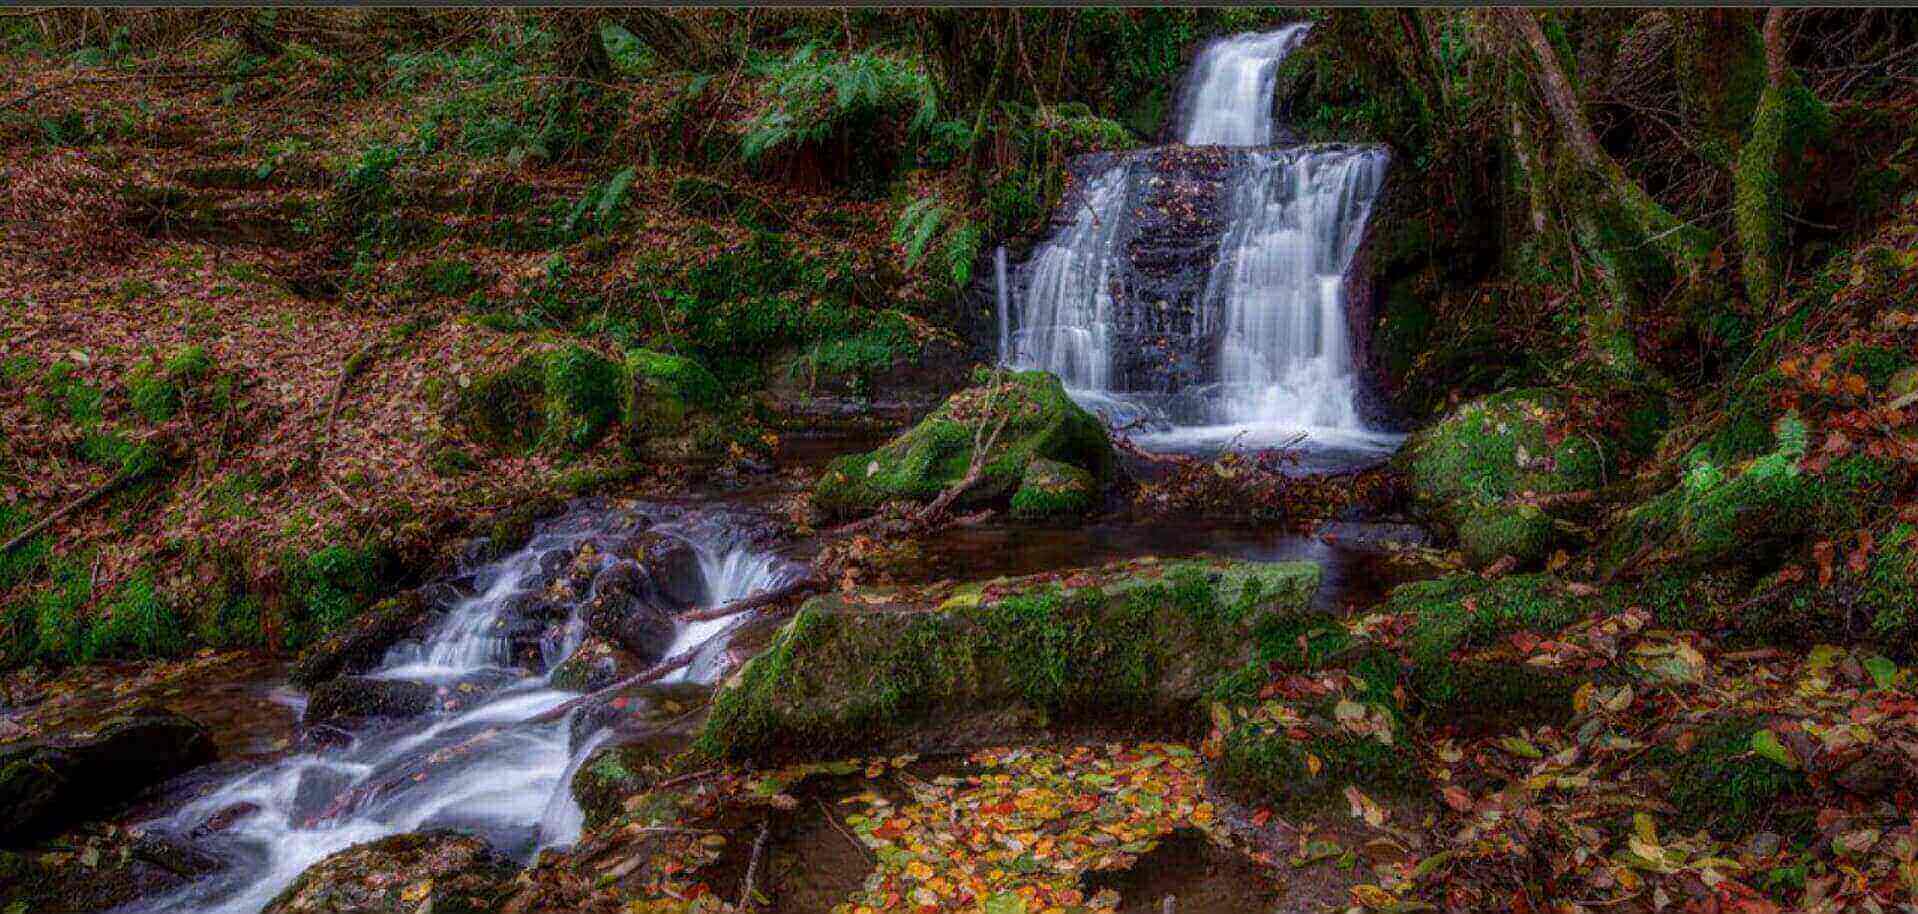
[
  {"left": 740, "top": 42, "right": 938, "bottom": 161},
  {"left": 892, "top": 198, "right": 981, "bottom": 288}
]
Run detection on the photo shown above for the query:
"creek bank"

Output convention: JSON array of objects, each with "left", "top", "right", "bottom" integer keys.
[
  {"left": 260, "top": 830, "right": 516, "bottom": 914},
  {"left": 1, "top": 703, "right": 215, "bottom": 847}
]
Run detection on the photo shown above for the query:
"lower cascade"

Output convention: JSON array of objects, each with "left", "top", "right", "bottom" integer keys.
[
  {"left": 119, "top": 501, "right": 803, "bottom": 914},
  {"left": 1001, "top": 24, "right": 1400, "bottom": 457}
]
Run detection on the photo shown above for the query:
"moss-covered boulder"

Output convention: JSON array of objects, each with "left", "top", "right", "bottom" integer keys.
[
  {"left": 1010, "top": 457, "right": 1099, "bottom": 520},
  {"left": 1656, "top": 717, "right": 1810, "bottom": 838},
  {"left": 1402, "top": 389, "right": 1605, "bottom": 568},
  {"left": 262, "top": 830, "right": 516, "bottom": 914},
  {"left": 289, "top": 592, "right": 424, "bottom": 688},
  {"left": 450, "top": 344, "right": 623, "bottom": 454},
  {"left": 1600, "top": 414, "right": 1895, "bottom": 576},
  {"left": 1, "top": 704, "right": 216, "bottom": 847},
  {"left": 620, "top": 348, "right": 765, "bottom": 462},
  {"left": 697, "top": 557, "right": 1319, "bottom": 762},
  {"left": 812, "top": 369, "right": 1116, "bottom": 521},
  {"left": 1387, "top": 573, "right": 1595, "bottom": 724}
]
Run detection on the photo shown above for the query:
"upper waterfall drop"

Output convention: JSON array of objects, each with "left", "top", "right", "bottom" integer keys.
[{"left": 1002, "top": 23, "right": 1400, "bottom": 461}]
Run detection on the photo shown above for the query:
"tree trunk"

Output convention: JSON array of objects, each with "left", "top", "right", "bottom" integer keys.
[
  {"left": 1733, "top": 8, "right": 1799, "bottom": 309},
  {"left": 1674, "top": 9, "right": 1767, "bottom": 167}
]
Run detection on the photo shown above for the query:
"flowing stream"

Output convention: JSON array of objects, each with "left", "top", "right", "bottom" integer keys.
[
  {"left": 121, "top": 502, "right": 802, "bottom": 914},
  {"left": 1004, "top": 24, "right": 1400, "bottom": 459}
]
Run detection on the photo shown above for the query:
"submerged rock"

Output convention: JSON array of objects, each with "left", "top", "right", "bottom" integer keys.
[
  {"left": 302, "top": 677, "right": 436, "bottom": 727},
  {"left": 812, "top": 369, "right": 1116, "bottom": 521},
  {"left": 262, "top": 829, "right": 516, "bottom": 914},
  {"left": 697, "top": 557, "right": 1319, "bottom": 761},
  {"left": 0, "top": 704, "right": 216, "bottom": 847}
]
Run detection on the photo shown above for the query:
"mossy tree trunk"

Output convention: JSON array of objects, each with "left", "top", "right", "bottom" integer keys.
[
  {"left": 1674, "top": 9, "right": 1768, "bottom": 169},
  {"left": 1733, "top": 9, "right": 1823, "bottom": 312},
  {"left": 1493, "top": 8, "right": 1716, "bottom": 382}
]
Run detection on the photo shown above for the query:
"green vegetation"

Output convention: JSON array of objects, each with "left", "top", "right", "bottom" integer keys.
[
  {"left": 813, "top": 370, "right": 1114, "bottom": 520},
  {"left": 697, "top": 559, "right": 1319, "bottom": 761},
  {"left": 1660, "top": 718, "right": 1809, "bottom": 837}
]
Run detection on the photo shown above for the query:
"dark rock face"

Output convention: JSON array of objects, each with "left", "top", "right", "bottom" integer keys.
[
  {"left": 0, "top": 828, "right": 222, "bottom": 914},
  {"left": 585, "top": 563, "right": 677, "bottom": 664},
  {"left": 302, "top": 678, "right": 437, "bottom": 727},
  {"left": 0, "top": 704, "right": 217, "bottom": 848},
  {"left": 632, "top": 532, "right": 705, "bottom": 610},
  {"left": 289, "top": 592, "right": 426, "bottom": 688},
  {"left": 262, "top": 830, "right": 516, "bottom": 914}
]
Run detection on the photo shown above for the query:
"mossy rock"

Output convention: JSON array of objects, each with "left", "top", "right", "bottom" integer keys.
[
  {"left": 1387, "top": 573, "right": 1595, "bottom": 722},
  {"left": 1600, "top": 414, "right": 1899, "bottom": 576},
  {"left": 126, "top": 344, "right": 217, "bottom": 423},
  {"left": 450, "top": 345, "right": 623, "bottom": 455},
  {"left": 261, "top": 830, "right": 516, "bottom": 914},
  {"left": 1010, "top": 457, "right": 1097, "bottom": 521},
  {"left": 622, "top": 348, "right": 726, "bottom": 447},
  {"left": 1656, "top": 717, "right": 1810, "bottom": 838},
  {"left": 570, "top": 737, "right": 686, "bottom": 831},
  {"left": 1212, "top": 717, "right": 1424, "bottom": 817},
  {"left": 697, "top": 558, "right": 1319, "bottom": 762},
  {"left": 1401, "top": 389, "right": 1606, "bottom": 568},
  {"left": 812, "top": 370, "right": 1115, "bottom": 521},
  {"left": 1456, "top": 502, "right": 1554, "bottom": 567}
]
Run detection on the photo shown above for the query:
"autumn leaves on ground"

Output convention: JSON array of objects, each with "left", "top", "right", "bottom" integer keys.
[{"left": 3, "top": 8, "right": 1918, "bottom": 914}]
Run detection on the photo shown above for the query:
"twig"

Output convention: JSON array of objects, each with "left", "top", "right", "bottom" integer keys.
[
  {"left": 738, "top": 818, "right": 771, "bottom": 912},
  {"left": 675, "top": 574, "right": 820, "bottom": 622},
  {"left": 527, "top": 648, "right": 697, "bottom": 724},
  {"left": 649, "top": 767, "right": 720, "bottom": 793},
  {"left": 316, "top": 337, "right": 383, "bottom": 472},
  {"left": 817, "top": 798, "right": 873, "bottom": 861},
  {"left": 0, "top": 470, "right": 139, "bottom": 554}
]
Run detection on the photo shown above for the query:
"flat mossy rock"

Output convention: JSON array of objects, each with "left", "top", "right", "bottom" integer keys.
[
  {"left": 812, "top": 370, "right": 1116, "bottom": 521},
  {"left": 697, "top": 557, "right": 1320, "bottom": 762},
  {"left": 262, "top": 830, "right": 516, "bottom": 914},
  {"left": 1010, "top": 457, "right": 1098, "bottom": 520},
  {"left": 1402, "top": 388, "right": 1605, "bottom": 568},
  {"left": 302, "top": 677, "right": 436, "bottom": 727},
  {"left": 1, "top": 704, "right": 216, "bottom": 848},
  {"left": 451, "top": 344, "right": 623, "bottom": 455}
]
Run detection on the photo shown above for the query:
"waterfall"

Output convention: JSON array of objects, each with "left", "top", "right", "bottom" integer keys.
[
  {"left": 122, "top": 502, "right": 802, "bottom": 914},
  {"left": 993, "top": 245, "right": 1011, "bottom": 363},
  {"left": 1001, "top": 24, "right": 1399, "bottom": 457}
]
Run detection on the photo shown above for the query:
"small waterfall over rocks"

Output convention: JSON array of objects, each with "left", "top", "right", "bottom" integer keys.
[
  {"left": 120, "top": 500, "right": 803, "bottom": 914},
  {"left": 1003, "top": 23, "right": 1399, "bottom": 458}
]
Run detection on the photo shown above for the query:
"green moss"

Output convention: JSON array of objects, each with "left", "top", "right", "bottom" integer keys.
[
  {"left": 3, "top": 555, "right": 92, "bottom": 668},
  {"left": 281, "top": 543, "right": 385, "bottom": 648},
  {"left": 31, "top": 360, "right": 104, "bottom": 426},
  {"left": 697, "top": 559, "right": 1319, "bottom": 761},
  {"left": 84, "top": 567, "right": 185, "bottom": 661},
  {"left": 813, "top": 370, "right": 1114, "bottom": 520},
  {"left": 1660, "top": 718, "right": 1808, "bottom": 837},
  {"left": 77, "top": 428, "right": 165, "bottom": 479},
  {"left": 541, "top": 344, "right": 622, "bottom": 450},
  {"left": 1009, "top": 458, "right": 1097, "bottom": 521},
  {"left": 621, "top": 348, "right": 726, "bottom": 447},
  {"left": 1389, "top": 573, "right": 1593, "bottom": 716},
  {"left": 452, "top": 346, "right": 624, "bottom": 454},
  {"left": 126, "top": 345, "right": 214, "bottom": 422},
  {"left": 414, "top": 258, "right": 482, "bottom": 297},
  {"left": 1456, "top": 502, "right": 1555, "bottom": 567},
  {"left": 1212, "top": 718, "right": 1422, "bottom": 816}
]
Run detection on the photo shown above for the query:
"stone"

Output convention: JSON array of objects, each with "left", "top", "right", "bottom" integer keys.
[
  {"left": 289, "top": 592, "right": 425, "bottom": 687},
  {"left": 302, "top": 677, "right": 436, "bottom": 727},
  {"left": 585, "top": 563, "right": 678, "bottom": 664},
  {"left": 0, "top": 704, "right": 216, "bottom": 847},
  {"left": 262, "top": 830, "right": 516, "bottom": 914},
  {"left": 1009, "top": 457, "right": 1099, "bottom": 520}
]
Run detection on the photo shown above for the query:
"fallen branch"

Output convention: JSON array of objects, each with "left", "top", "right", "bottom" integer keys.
[
  {"left": 0, "top": 469, "right": 140, "bottom": 554},
  {"left": 316, "top": 337, "right": 384, "bottom": 472},
  {"left": 675, "top": 574, "right": 821, "bottom": 623},
  {"left": 527, "top": 648, "right": 697, "bottom": 725},
  {"left": 817, "top": 798, "right": 873, "bottom": 861},
  {"left": 738, "top": 818, "right": 771, "bottom": 912}
]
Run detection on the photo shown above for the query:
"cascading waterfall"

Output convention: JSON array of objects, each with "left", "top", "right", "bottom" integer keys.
[
  {"left": 994, "top": 245, "right": 1011, "bottom": 363},
  {"left": 1004, "top": 23, "right": 1399, "bottom": 457},
  {"left": 121, "top": 503, "right": 800, "bottom": 914}
]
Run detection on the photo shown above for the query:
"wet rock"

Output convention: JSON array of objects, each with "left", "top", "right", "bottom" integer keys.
[
  {"left": 302, "top": 678, "right": 436, "bottom": 727},
  {"left": 566, "top": 681, "right": 710, "bottom": 753},
  {"left": 290, "top": 592, "right": 426, "bottom": 687},
  {"left": 0, "top": 703, "right": 217, "bottom": 847},
  {"left": 568, "top": 733, "right": 690, "bottom": 832},
  {"left": 262, "top": 829, "right": 516, "bottom": 914},
  {"left": 698, "top": 558, "right": 1319, "bottom": 762},
  {"left": 632, "top": 532, "right": 704, "bottom": 609},
  {"left": 416, "top": 578, "right": 473, "bottom": 612},
  {"left": 192, "top": 801, "right": 262, "bottom": 838},
  {"left": 1314, "top": 520, "right": 1433, "bottom": 550},
  {"left": 549, "top": 636, "right": 648, "bottom": 693},
  {"left": 1834, "top": 745, "right": 1911, "bottom": 798},
  {"left": 585, "top": 563, "right": 677, "bottom": 664},
  {"left": 0, "top": 827, "right": 221, "bottom": 913}
]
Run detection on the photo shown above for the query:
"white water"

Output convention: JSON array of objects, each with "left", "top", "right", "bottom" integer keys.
[
  {"left": 123, "top": 503, "right": 799, "bottom": 914},
  {"left": 994, "top": 245, "right": 1011, "bottom": 363},
  {"left": 1004, "top": 24, "right": 1399, "bottom": 458},
  {"left": 1176, "top": 26, "right": 1312, "bottom": 146}
]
